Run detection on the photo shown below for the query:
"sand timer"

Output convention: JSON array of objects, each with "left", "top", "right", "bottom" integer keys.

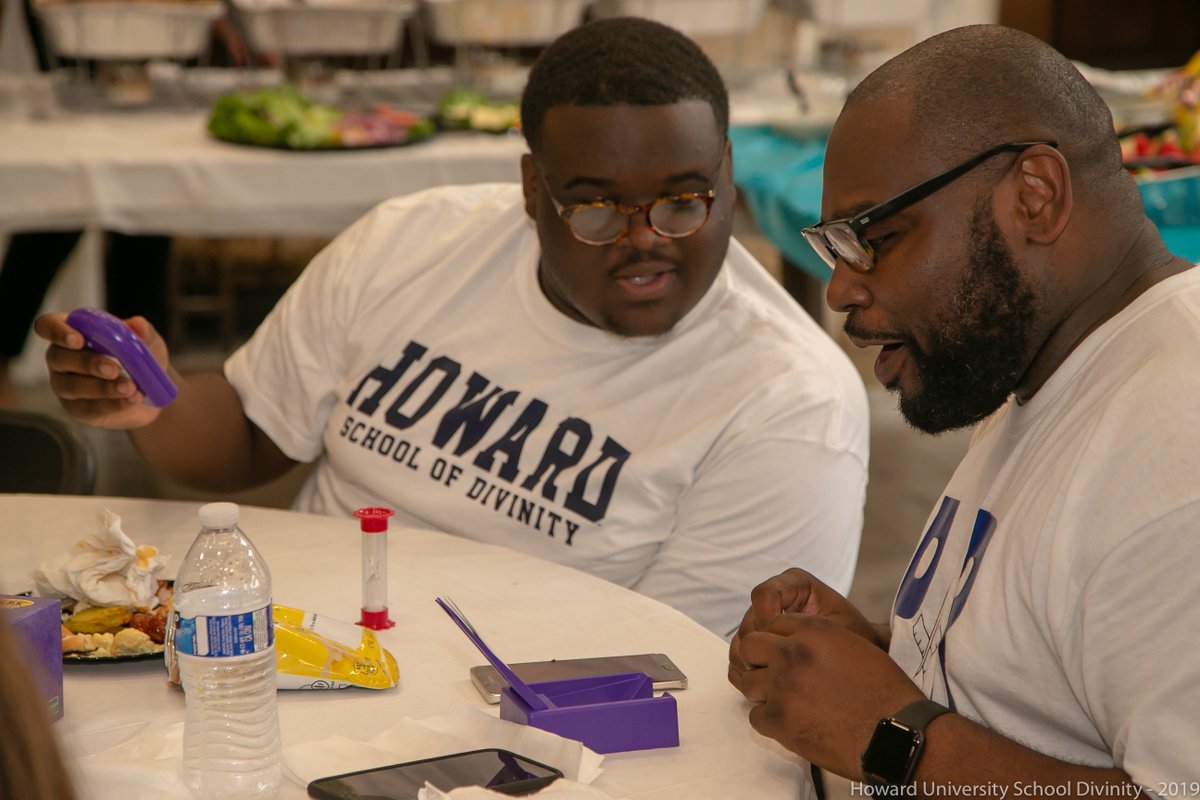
[{"left": 354, "top": 506, "right": 395, "bottom": 629}]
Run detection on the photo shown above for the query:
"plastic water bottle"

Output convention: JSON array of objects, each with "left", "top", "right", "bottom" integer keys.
[{"left": 174, "top": 502, "right": 282, "bottom": 799}]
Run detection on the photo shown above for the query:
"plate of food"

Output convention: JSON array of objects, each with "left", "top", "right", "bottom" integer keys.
[
  {"left": 1119, "top": 120, "right": 1200, "bottom": 173},
  {"left": 208, "top": 84, "right": 436, "bottom": 150},
  {"left": 61, "top": 580, "right": 173, "bottom": 663},
  {"left": 436, "top": 87, "right": 521, "bottom": 134},
  {"left": 32, "top": 507, "right": 174, "bottom": 664},
  {"left": 1113, "top": 50, "right": 1200, "bottom": 175}
]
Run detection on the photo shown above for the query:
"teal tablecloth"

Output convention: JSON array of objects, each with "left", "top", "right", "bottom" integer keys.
[{"left": 730, "top": 125, "right": 1200, "bottom": 280}]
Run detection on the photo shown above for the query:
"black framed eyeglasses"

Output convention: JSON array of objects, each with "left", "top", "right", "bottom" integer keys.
[
  {"left": 540, "top": 172, "right": 717, "bottom": 246},
  {"left": 802, "top": 140, "right": 1058, "bottom": 273}
]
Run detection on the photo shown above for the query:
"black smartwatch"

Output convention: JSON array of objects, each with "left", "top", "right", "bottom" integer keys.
[{"left": 861, "top": 698, "right": 950, "bottom": 787}]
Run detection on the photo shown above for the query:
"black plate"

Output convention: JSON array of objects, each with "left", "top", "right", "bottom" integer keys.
[
  {"left": 1123, "top": 155, "right": 1200, "bottom": 170},
  {"left": 209, "top": 128, "right": 434, "bottom": 151},
  {"left": 64, "top": 647, "right": 164, "bottom": 665}
]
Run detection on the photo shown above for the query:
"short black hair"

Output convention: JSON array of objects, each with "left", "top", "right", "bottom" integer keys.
[{"left": 520, "top": 16, "right": 729, "bottom": 153}]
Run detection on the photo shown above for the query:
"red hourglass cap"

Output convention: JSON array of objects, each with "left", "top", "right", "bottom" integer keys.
[{"left": 354, "top": 507, "right": 395, "bottom": 533}]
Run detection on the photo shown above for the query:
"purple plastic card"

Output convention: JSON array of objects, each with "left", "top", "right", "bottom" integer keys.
[
  {"left": 67, "top": 308, "right": 177, "bottom": 407},
  {"left": 435, "top": 597, "right": 548, "bottom": 710}
]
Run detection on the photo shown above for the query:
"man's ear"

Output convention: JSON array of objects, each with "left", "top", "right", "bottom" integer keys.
[
  {"left": 521, "top": 153, "right": 539, "bottom": 219},
  {"left": 1012, "top": 145, "right": 1072, "bottom": 246}
]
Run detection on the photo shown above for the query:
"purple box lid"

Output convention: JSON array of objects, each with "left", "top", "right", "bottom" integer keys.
[{"left": 500, "top": 671, "right": 679, "bottom": 754}]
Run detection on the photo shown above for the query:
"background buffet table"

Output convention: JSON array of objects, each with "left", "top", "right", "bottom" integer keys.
[
  {"left": 0, "top": 109, "right": 526, "bottom": 237},
  {"left": 730, "top": 125, "right": 1200, "bottom": 279},
  {"left": 4, "top": 108, "right": 1196, "bottom": 273}
]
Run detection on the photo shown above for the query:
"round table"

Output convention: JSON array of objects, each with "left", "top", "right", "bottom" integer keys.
[{"left": 0, "top": 494, "right": 812, "bottom": 800}]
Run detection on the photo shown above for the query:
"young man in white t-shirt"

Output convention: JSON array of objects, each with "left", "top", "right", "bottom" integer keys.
[
  {"left": 728, "top": 23, "right": 1199, "bottom": 793},
  {"left": 36, "top": 18, "right": 869, "bottom": 638}
]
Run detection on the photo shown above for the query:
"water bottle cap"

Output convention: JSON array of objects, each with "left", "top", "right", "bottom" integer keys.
[
  {"left": 199, "top": 502, "right": 240, "bottom": 529},
  {"left": 354, "top": 506, "right": 394, "bottom": 533}
]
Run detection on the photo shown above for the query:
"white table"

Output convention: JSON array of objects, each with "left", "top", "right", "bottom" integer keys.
[
  {"left": 0, "top": 110, "right": 526, "bottom": 236},
  {"left": 0, "top": 66, "right": 805, "bottom": 237},
  {"left": 0, "top": 106, "right": 527, "bottom": 381},
  {"left": 0, "top": 494, "right": 812, "bottom": 800}
]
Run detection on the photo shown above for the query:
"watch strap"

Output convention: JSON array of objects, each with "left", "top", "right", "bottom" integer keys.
[
  {"left": 861, "top": 698, "right": 951, "bottom": 787},
  {"left": 892, "top": 698, "right": 951, "bottom": 730}
]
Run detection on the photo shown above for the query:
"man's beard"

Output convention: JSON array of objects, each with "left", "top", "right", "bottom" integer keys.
[{"left": 848, "top": 201, "right": 1039, "bottom": 434}]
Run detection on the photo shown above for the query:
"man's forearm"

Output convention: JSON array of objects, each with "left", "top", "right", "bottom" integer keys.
[
  {"left": 128, "top": 371, "right": 291, "bottom": 490},
  {"left": 907, "top": 712, "right": 1134, "bottom": 797}
]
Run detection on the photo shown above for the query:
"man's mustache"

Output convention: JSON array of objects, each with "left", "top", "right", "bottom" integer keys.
[{"left": 842, "top": 314, "right": 912, "bottom": 348}]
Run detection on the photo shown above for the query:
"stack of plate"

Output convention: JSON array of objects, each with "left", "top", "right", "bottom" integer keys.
[
  {"left": 34, "top": 0, "right": 223, "bottom": 61},
  {"left": 230, "top": 0, "right": 417, "bottom": 57},
  {"left": 421, "top": 0, "right": 589, "bottom": 47},
  {"left": 589, "top": 0, "right": 767, "bottom": 37}
]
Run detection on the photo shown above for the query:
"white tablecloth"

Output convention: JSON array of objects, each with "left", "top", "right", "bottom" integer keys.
[
  {"left": 0, "top": 494, "right": 811, "bottom": 800},
  {"left": 0, "top": 111, "right": 526, "bottom": 236},
  {"left": 0, "top": 107, "right": 527, "bottom": 381}
]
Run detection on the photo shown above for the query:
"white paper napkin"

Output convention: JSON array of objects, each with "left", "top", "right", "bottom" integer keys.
[
  {"left": 72, "top": 722, "right": 190, "bottom": 800},
  {"left": 70, "top": 705, "right": 608, "bottom": 799},
  {"left": 285, "top": 708, "right": 605, "bottom": 788},
  {"left": 35, "top": 507, "right": 169, "bottom": 610}
]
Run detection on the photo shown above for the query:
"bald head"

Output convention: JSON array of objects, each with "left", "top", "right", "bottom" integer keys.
[{"left": 845, "top": 25, "right": 1123, "bottom": 185}]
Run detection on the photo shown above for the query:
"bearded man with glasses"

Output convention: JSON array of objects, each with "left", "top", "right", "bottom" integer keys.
[
  {"left": 730, "top": 23, "right": 1199, "bottom": 796},
  {"left": 35, "top": 17, "right": 869, "bottom": 642}
]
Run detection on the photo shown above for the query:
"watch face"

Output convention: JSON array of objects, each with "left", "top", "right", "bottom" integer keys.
[{"left": 861, "top": 719, "right": 921, "bottom": 783}]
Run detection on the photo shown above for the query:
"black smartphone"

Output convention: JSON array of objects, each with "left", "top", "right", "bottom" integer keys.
[
  {"left": 306, "top": 748, "right": 563, "bottom": 799},
  {"left": 469, "top": 652, "right": 688, "bottom": 704}
]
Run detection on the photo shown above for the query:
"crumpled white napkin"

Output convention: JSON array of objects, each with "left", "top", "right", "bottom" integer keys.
[
  {"left": 34, "top": 508, "right": 168, "bottom": 610},
  {"left": 285, "top": 708, "right": 606, "bottom": 788}
]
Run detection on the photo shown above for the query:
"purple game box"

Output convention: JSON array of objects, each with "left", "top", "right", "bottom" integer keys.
[{"left": 2, "top": 595, "right": 64, "bottom": 721}]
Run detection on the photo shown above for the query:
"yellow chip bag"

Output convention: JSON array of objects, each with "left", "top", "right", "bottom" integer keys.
[{"left": 272, "top": 604, "right": 399, "bottom": 691}]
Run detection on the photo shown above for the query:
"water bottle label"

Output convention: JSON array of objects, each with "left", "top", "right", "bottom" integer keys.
[{"left": 175, "top": 605, "right": 274, "bottom": 657}]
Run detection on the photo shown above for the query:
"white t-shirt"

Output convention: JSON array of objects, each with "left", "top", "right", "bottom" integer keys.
[
  {"left": 227, "top": 183, "right": 869, "bottom": 637},
  {"left": 889, "top": 268, "right": 1200, "bottom": 787}
]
